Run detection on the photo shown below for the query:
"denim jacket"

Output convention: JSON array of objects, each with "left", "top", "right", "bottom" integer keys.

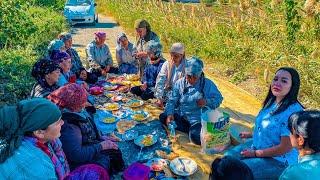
[{"left": 165, "top": 76, "right": 223, "bottom": 125}]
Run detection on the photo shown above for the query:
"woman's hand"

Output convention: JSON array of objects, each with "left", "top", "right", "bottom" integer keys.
[
  {"left": 101, "top": 135, "right": 120, "bottom": 142},
  {"left": 100, "top": 140, "right": 118, "bottom": 150},
  {"left": 239, "top": 131, "right": 253, "bottom": 139},
  {"left": 197, "top": 98, "right": 206, "bottom": 107},
  {"left": 166, "top": 115, "right": 174, "bottom": 126},
  {"left": 241, "top": 149, "right": 256, "bottom": 158},
  {"left": 136, "top": 51, "right": 148, "bottom": 58}
]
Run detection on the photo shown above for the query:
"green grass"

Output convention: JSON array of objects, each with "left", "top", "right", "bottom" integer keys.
[
  {"left": 0, "top": 0, "right": 68, "bottom": 105},
  {"left": 97, "top": 0, "right": 319, "bottom": 108}
]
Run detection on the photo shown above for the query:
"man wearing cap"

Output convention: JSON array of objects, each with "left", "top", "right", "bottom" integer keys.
[
  {"left": 134, "top": 19, "right": 160, "bottom": 78},
  {"left": 130, "top": 40, "right": 165, "bottom": 100},
  {"left": 160, "top": 57, "right": 223, "bottom": 145},
  {"left": 155, "top": 42, "right": 187, "bottom": 108},
  {"left": 86, "top": 31, "right": 118, "bottom": 76},
  {"left": 59, "top": 32, "right": 84, "bottom": 75}
]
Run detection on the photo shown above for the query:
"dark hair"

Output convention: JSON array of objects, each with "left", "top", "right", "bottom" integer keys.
[
  {"left": 288, "top": 110, "right": 320, "bottom": 153},
  {"left": 262, "top": 67, "right": 302, "bottom": 115},
  {"left": 76, "top": 67, "right": 87, "bottom": 78},
  {"left": 209, "top": 156, "right": 253, "bottom": 180}
]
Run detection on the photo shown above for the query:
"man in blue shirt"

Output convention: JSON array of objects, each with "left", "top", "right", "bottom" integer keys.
[{"left": 160, "top": 56, "right": 223, "bottom": 145}]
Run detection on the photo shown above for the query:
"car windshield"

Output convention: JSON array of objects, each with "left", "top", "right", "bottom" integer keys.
[{"left": 66, "top": 0, "right": 92, "bottom": 6}]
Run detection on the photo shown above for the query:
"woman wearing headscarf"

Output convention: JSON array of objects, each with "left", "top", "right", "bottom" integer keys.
[
  {"left": 155, "top": 42, "right": 187, "bottom": 107},
  {"left": 116, "top": 32, "right": 138, "bottom": 74},
  {"left": 48, "top": 84, "right": 124, "bottom": 174},
  {"left": 30, "top": 58, "right": 61, "bottom": 98},
  {"left": 224, "top": 67, "right": 304, "bottom": 179},
  {"left": 130, "top": 40, "right": 165, "bottom": 100},
  {"left": 48, "top": 39, "right": 65, "bottom": 60},
  {"left": 86, "top": 31, "right": 119, "bottom": 77},
  {"left": 52, "top": 51, "right": 75, "bottom": 87},
  {"left": 280, "top": 110, "right": 320, "bottom": 180},
  {"left": 159, "top": 56, "right": 223, "bottom": 145},
  {"left": 134, "top": 19, "right": 160, "bottom": 78},
  {"left": 59, "top": 32, "right": 84, "bottom": 75},
  {"left": 0, "top": 98, "right": 108, "bottom": 179}
]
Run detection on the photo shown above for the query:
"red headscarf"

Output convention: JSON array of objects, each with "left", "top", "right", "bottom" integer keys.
[{"left": 48, "top": 83, "right": 87, "bottom": 112}]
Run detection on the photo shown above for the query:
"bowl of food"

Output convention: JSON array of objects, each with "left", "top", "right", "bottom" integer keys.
[
  {"left": 131, "top": 111, "right": 149, "bottom": 122},
  {"left": 170, "top": 157, "right": 197, "bottom": 176}
]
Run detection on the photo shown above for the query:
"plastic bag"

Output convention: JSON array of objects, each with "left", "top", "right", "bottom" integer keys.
[{"left": 200, "top": 107, "right": 230, "bottom": 154}]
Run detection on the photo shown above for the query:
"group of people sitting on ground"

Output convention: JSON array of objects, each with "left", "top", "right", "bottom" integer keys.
[{"left": 0, "top": 18, "right": 319, "bottom": 180}]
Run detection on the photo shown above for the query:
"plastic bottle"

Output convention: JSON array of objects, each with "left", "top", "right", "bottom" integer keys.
[{"left": 168, "top": 121, "right": 177, "bottom": 138}]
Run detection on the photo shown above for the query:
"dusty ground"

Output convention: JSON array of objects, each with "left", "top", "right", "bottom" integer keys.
[{"left": 71, "top": 14, "right": 261, "bottom": 179}]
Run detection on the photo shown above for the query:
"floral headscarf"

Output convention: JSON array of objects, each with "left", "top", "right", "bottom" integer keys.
[
  {"left": 51, "top": 51, "right": 71, "bottom": 64},
  {"left": 31, "top": 58, "right": 60, "bottom": 91},
  {"left": 48, "top": 83, "right": 88, "bottom": 112},
  {"left": 116, "top": 32, "right": 127, "bottom": 48}
]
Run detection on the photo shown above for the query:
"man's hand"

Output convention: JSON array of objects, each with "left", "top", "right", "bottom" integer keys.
[
  {"left": 166, "top": 115, "right": 174, "bottom": 126},
  {"left": 197, "top": 98, "right": 206, "bottom": 107},
  {"left": 239, "top": 131, "right": 252, "bottom": 139},
  {"left": 241, "top": 149, "right": 255, "bottom": 158},
  {"left": 156, "top": 99, "right": 164, "bottom": 108},
  {"left": 100, "top": 140, "right": 118, "bottom": 150},
  {"left": 140, "top": 83, "right": 147, "bottom": 91}
]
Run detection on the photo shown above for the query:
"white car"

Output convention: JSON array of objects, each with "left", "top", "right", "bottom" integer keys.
[{"left": 64, "top": 0, "right": 98, "bottom": 25}]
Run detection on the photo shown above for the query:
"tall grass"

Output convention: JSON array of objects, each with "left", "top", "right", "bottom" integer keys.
[{"left": 97, "top": 0, "right": 319, "bottom": 108}]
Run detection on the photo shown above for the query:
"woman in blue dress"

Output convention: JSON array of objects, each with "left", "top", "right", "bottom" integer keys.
[{"left": 225, "top": 67, "right": 304, "bottom": 179}]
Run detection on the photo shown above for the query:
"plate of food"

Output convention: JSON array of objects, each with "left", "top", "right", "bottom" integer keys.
[
  {"left": 101, "top": 116, "right": 118, "bottom": 124},
  {"left": 134, "top": 134, "right": 157, "bottom": 147},
  {"left": 125, "top": 74, "right": 140, "bottom": 81},
  {"left": 117, "top": 85, "right": 130, "bottom": 93},
  {"left": 103, "top": 84, "right": 118, "bottom": 91},
  {"left": 111, "top": 95, "right": 123, "bottom": 102},
  {"left": 125, "top": 99, "right": 144, "bottom": 108},
  {"left": 145, "top": 158, "right": 168, "bottom": 172},
  {"left": 113, "top": 110, "right": 130, "bottom": 119},
  {"left": 107, "top": 76, "right": 125, "bottom": 84},
  {"left": 169, "top": 157, "right": 197, "bottom": 176},
  {"left": 104, "top": 103, "right": 120, "bottom": 111},
  {"left": 116, "top": 120, "right": 136, "bottom": 134},
  {"left": 131, "top": 111, "right": 149, "bottom": 122}
]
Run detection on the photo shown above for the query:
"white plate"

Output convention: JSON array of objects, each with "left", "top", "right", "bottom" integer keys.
[{"left": 170, "top": 157, "right": 197, "bottom": 176}]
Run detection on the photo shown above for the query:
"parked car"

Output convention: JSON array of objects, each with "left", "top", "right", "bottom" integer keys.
[{"left": 64, "top": 0, "right": 98, "bottom": 25}]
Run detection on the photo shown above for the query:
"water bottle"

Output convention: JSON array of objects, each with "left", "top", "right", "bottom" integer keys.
[{"left": 168, "top": 121, "right": 177, "bottom": 138}]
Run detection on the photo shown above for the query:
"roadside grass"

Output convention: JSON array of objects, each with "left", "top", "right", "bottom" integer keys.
[
  {"left": 97, "top": 0, "right": 319, "bottom": 108},
  {"left": 0, "top": 0, "right": 68, "bottom": 105}
]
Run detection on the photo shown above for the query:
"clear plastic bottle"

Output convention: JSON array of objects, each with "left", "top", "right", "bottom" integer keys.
[{"left": 168, "top": 121, "right": 177, "bottom": 138}]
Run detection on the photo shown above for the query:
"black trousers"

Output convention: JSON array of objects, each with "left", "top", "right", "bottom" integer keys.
[
  {"left": 159, "top": 113, "right": 201, "bottom": 145},
  {"left": 130, "top": 86, "right": 155, "bottom": 100}
]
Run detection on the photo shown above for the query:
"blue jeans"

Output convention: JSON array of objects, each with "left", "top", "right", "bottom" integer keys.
[{"left": 224, "top": 140, "right": 287, "bottom": 179}]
